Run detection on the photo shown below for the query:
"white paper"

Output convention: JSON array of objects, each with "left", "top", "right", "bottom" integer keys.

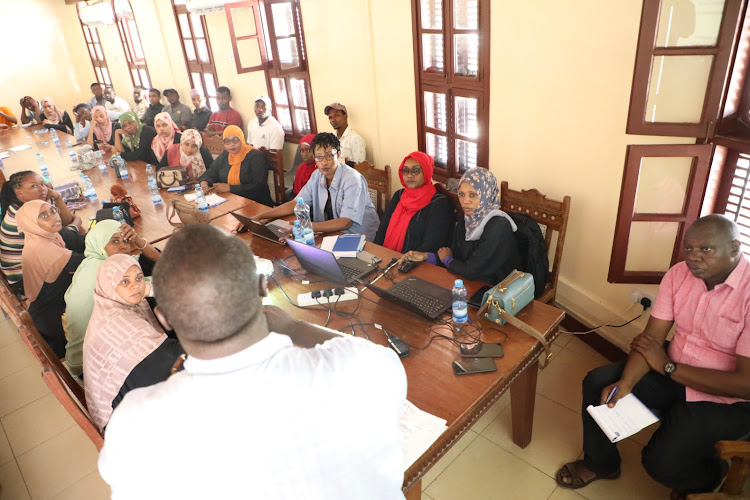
[
  {"left": 586, "top": 393, "right": 659, "bottom": 443},
  {"left": 0, "top": 152, "right": 10, "bottom": 159},
  {"left": 400, "top": 400, "right": 447, "bottom": 472},
  {"left": 184, "top": 192, "right": 198, "bottom": 202},
  {"left": 320, "top": 235, "right": 337, "bottom": 252},
  {"left": 184, "top": 192, "right": 226, "bottom": 207},
  {"left": 9, "top": 145, "right": 31, "bottom": 152}
]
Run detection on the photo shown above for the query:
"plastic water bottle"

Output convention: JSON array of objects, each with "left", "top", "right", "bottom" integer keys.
[
  {"left": 452, "top": 279, "right": 468, "bottom": 325},
  {"left": 194, "top": 184, "right": 209, "bottom": 214},
  {"left": 65, "top": 139, "right": 72, "bottom": 149},
  {"left": 37, "top": 153, "right": 52, "bottom": 185},
  {"left": 97, "top": 151, "right": 107, "bottom": 173},
  {"left": 50, "top": 129, "right": 60, "bottom": 147},
  {"left": 146, "top": 164, "right": 162, "bottom": 204},
  {"left": 117, "top": 156, "right": 129, "bottom": 179},
  {"left": 293, "top": 197, "right": 315, "bottom": 245},
  {"left": 293, "top": 220, "right": 303, "bottom": 243},
  {"left": 112, "top": 206, "right": 126, "bottom": 224},
  {"left": 69, "top": 151, "right": 79, "bottom": 169}
]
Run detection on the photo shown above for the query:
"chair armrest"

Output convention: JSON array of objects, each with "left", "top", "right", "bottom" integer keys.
[{"left": 716, "top": 440, "right": 750, "bottom": 460}]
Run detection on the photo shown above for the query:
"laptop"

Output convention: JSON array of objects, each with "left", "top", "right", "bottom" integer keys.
[
  {"left": 286, "top": 238, "right": 378, "bottom": 285},
  {"left": 356, "top": 277, "right": 452, "bottom": 320},
  {"left": 231, "top": 212, "right": 289, "bottom": 245}
]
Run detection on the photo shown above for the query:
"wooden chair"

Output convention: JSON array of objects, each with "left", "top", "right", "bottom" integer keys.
[
  {"left": 353, "top": 161, "right": 391, "bottom": 216},
  {"left": 686, "top": 440, "right": 750, "bottom": 498},
  {"left": 259, "top": 147, "right": 285, "bottom": 205},
  {"left": 0, "top": 271, "right": 26, "bottom": 327},
  {"left": 500, "top": 181, "right": 571, "bottom": 305},
  {"left": 201, "top": 132, "right": 225, "bottom": 159},
  {"left": 435, "top": 182, "right": 462, "bottom": 222}
]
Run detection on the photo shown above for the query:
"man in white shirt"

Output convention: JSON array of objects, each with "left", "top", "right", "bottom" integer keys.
[
  {"left": 246, "top": 94, "right": 285, "bottom": 150},
  {"left": 103, "top": 85, "right": 131, "bottom": 122},
  {"left": 98, "top": 225, "right": 407, "bottom": 500},
  {"left": 132, "top": 86, "right": 148, "bottom": 120},
  {"left": 325, "top": 102, "right": 366, "bottom": 165}
]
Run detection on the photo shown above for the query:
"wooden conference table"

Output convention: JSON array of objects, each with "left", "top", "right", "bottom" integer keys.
[{"left": 1, "top": 125, "right": 565, "bottom": 497}]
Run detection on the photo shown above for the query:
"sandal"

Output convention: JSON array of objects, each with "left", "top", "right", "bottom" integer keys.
[{"left": 556, "top": 460, "right": 621, "bottom": 489}]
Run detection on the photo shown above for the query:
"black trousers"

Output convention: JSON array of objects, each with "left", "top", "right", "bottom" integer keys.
[{"left": 582, "top": 361, "right": 750, "bottom": 493}]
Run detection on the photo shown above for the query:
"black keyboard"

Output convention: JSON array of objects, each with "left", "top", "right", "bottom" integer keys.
[
  {"left": 266, "top": 224, "right": 288, "bottom": 239},
  {"left": 339, "top": 264, "right": 362, "bottom": 281},
  {"left": 388, "top": 282, "right": 448, "bottom": 317}
]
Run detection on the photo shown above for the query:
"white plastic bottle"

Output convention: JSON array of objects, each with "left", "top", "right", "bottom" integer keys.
[
  {"left": 194, "top": 184, "right": 209, "bottom": 214},
  {"left": 293, "top": 197, "right": 315, "bottom": 245},
  {"left": 452, "top": 279, "right": 468, "bottom": 325}
]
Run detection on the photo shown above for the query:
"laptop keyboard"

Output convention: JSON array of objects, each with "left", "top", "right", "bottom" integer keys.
[
  {"left": 388, "top": 282, "right": 448, "bottom": 317},
  {"left": 266, "top": 224, "right": 288, "bottom": 239},
  {"left": 339, "top": 264, "right": 363, "bottom": 282}
]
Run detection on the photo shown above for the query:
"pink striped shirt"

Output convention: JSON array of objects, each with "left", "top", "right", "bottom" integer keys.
[{"left": 651, "top": 257, "right": 750, "bottom": 404}]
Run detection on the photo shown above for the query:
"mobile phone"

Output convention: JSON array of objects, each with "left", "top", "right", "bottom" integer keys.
[
  {"left": 459, "top": 342, "right": 504, "bottom": 358},
  {"left": 452, "top": 357, "right": 497, "bottom": 375},
  {"left": 468, "top": 285, "right": 493, "bottom": 308}
]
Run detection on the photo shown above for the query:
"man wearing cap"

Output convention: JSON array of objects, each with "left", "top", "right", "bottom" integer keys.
[
  {"left": 247, "top": 95, "right": 284, "bottom": 150},
  {"left": 164, "top": 89, "right": 191, "bottom": 131},
  {"left": 143, "top": 88, "right": 165, "bottom": 128},
  {"left": 189, "top": 89, "right": 212, "bottom": 132},
  {"left": 325, "top": 102, "right": 366, "bottom": 165},
  {"left": 205, "top": 86, "right": 243, "bottom": 137},
  {"left": 103, "top": 85, "right": 131, "bottom": 122},
  {"left": 133, "top": 86, "right": 148, "bottom": 121}
]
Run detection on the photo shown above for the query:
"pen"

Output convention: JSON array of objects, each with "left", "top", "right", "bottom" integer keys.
[{"left": 605, "top": 386, "right": 618, "bottom": 405}]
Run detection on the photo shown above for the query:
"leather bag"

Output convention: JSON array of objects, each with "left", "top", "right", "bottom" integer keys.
[
  {"left": 157, "top": 167, "right": 189, "bottom": 188},
  {"left": 476, "top": 270, "right": 552, "bottom": 368},
  {"left": 166, "top": 199, "right": 209, "bottom": 229}
]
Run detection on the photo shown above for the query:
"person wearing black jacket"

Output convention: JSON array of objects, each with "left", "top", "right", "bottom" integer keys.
[
  {"left": 142, "top": 88, "right": 165, "bottom": 127},
  {"left": 113, "top": 111, "right": 158, "bottom": 163},
  {"left": 40, "top": 97, "right": 74, "bottom": 135}
]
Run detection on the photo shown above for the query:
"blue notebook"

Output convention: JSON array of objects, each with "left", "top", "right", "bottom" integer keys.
[{"left": 332, "top": 234, "right": 366, "bottom": 258}]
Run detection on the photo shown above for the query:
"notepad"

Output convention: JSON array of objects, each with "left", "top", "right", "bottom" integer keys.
[
  {"left": 184, "top": 192, "right": 227, "bottom": 207},
  {"left": 400, "top": 400, "right": 447, "bottom": 471},
  {"left": 331, "top": 234, "right": 366, "bottom": 258},
  {"left": 586, "top": 393, "right": 659, "bottom": 443},
  {"left": 9, "top": 145, "right": 31, "bottom": 152}
]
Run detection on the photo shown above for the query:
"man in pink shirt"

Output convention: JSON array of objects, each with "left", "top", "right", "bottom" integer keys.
[{"left": 558, "top": 215, "right": 750, "bottom": 498}]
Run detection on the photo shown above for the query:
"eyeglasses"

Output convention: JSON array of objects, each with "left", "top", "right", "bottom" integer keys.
[
  {"left": 223, "top": 137, "right": 240, "bottom": 145},
  {"left": 402, "top": 167, "right": 423, "bottom": 176},
  {"left": 38, "top": 206, "right": 58, "bottom": 219},
  {"left": 314, "top": 154, "right": 336, "bottom": 162}
]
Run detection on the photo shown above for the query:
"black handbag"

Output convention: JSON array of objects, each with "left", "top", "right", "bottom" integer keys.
[{"left": 95, "top": 202, "right": 135, "bottom": 226}]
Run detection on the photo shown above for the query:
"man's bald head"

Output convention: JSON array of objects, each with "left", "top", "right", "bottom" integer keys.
[
  {"left": 686, "top": 214, "right": 740, "bottom": 243},
  {"left": 153, "top": 225, "right": 262, "bottom": 344}
]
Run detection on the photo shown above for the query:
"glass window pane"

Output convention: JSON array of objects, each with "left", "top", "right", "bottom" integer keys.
[
  {"left": 127, "top": 20, "right": 145, "bottom": 61},
  {"left": 454, "top": 0, "right": 478, "bottom": 29},
  {"left": 231, "top": 6, "right": 257, "bottom": 38},
  {"left": 178, "top": 13, "right": 191, "bottom": 38},
  {"left": 454, "top": 34, "right": 478, "bottom": 77},
  {"left": 208, "top": 98, "right": 218, "bottom": 111},
  {"left": 237, "top": 38, "right": 262, "bottom": 68},
  {"left": 95, "top": 67, "right": 103, "bottom": 83},
  {"left": 184, "top": 40, "right": 196, "bottom": 62},
  {"left": 173, "top": 0, "right": 186, "bottom": 4},
  {"left": 424, "top": 91, "right": 447, "bottom": 131},
  {"left": 290, "top": 78, "right": 307, "bottom": 107},
  {"left": 191, "top": 14, "right": 204, "bottom": 37},
  {"left": 454, "top": 95, "right": 478, "bottom": 138},
  {"left": 88, "top": 45, "right": 97, "bottom": 61},
  {"left": 725, "top": 155, "right": 750, "bottom": 252},
  {"left": 277, "top": 107, "right": 292, "bottom": 132},
  {"left": 272, "top": 78, "right": 288, "bottom": 106},
  {"left": 426, "top": 132, "right": 448, "bottom": 168},
  {"left": 196, "top": 39, "right": 209, "bottom": 63},
  {"left": 634, "top": 156, "right": 691, "bottom": 213},
  {"left": 421, "top": 0, "right": 442, "bottom": 29},
  {"left": 422, "top": 34, "right": 444, "bottom": 72},
  {"left": 101, "top": 67, "right": 111, "bottom": 85},
  {"left": 277, "top": 37, "right": 300, "bottom": 70},
  {"left": 140, "top": 69, "right": 150, "bottom": 88},
  {"left": 191, "top": 72, "right": 203, "bottom": 91},
  {"left": 84, "top": 28, "right": 92, "bottom": 43},
  {"left": 295, "top": 109, "right": 311, "bottom": 134},
  {"left": 456, "top": 139, "right": 478, "bottom": 172},
  {"left": 625, "top": 221, "right": 680, "bottom": 272},
  {"left": 646, "top": 55, "right": 713, "bottom": 123},
  {"left": 656, "top": 0, "right": 724, "bottom": 48},
  {"left": 271, "top": 3, "right": 295, "bottom": 37},
  {"left": 131, "top": 69, "right": 140, "bottom": 87},
  {"left": 90, "top": 28, "right": 99, "bottom": 43},
  {"left": 204, "top": 73, "right": 217, "bottom": 97},
  {"left": 114, "top": 0, "right": 132, "bottom": 16},
  {"left": 95, "top": 44, "right": 104, "bottom": 62}
]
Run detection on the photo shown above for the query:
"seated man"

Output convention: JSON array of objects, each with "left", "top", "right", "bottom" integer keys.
[
  {"left": 142, "top": 88, "right": 165, "bottom": 127},
  {"left": 98, "top": 224, "right": 407, "bottom": 499},
  {"left": 86, "top": 82, "right": 106, "bottom": 109},
  {"left": 204, "top": 86, "right": 242, "bottom": 137},
  {"left": 252, "top": 132, "right": 380, "bottom": 241},
  {"left": 132, "top": 86, "right": 148, "bottom": 120},
  {"left": 247, "top": 95, "right": 284, "bottom": 150},
  {"left": 188, "top": 89, "right": 212, "bottom": 132},
  {"left": 72, "top": 104, "right": 91, "bottom": 142},
  {"left": 19, "top": 96, "right": 41, "bottom": 125},
  {"left": 326, "top": 102, "right": 366, "bottom": 165},
  {"left": 103, "top": 85, "right": 131, "bottom": 122},
  {"left": 163, "top": 88, "right": 191, "bottom": 130},
  {"left": 558, "top": 215, "right": 750, "bottom": 498},
  {"left": 0, "top": 106, "right": 17, "bottom": 129}
]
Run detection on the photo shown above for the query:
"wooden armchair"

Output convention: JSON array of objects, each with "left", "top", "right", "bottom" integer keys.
[
  {"left": 201, "top": 132, "right": 225, "bottom": 159},
  {"left": 353, "top": 161, "right": 391, "bottom": 216},
  {"left": 259, "top": 147, "right": 285, "bottom": 205},
  {"left": 687, "top": 441, "right": 750, "bottom": 498},
  {"left": 500, "top": 181, "right": 571, "bottom": 305}
]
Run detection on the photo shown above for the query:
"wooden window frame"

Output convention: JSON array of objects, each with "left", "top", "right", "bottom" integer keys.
[
  {"left": 172, "top": 2, "right": 220, "bottom": 110},
  {"left": 113, "top": 0, "right": 152, "bottom": 89},
  {"left": 76, "top": 4, "right": 111, "bottom": 86},
  {"left": 609, "top": 144, "right": 712, "bottom": 284},
  {"left": 412, "top": 0, "right": 490, "bottom": 180},
  {"left": 226, "top": 1, "right": 268, "bottom": 73}
]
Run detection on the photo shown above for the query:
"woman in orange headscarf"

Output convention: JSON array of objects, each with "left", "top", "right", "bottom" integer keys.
[{"left": 198, "top": 125, "right": 273, "bottom": 206}]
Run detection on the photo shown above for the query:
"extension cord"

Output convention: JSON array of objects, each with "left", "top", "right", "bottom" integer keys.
[{"left": 297, "top": 287, "right": 359, "bottom": 307}]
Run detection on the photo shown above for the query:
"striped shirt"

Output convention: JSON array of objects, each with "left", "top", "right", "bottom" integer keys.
[
  {"left": 207, "top": 108, "right": 242, "bottom": 133},
  {"left": 0, "top": 205, "right": 23, "bottom": 284}
]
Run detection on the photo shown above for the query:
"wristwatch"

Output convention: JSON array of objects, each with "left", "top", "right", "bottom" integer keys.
[{"left": 663, "top": 361, "right": 677, "bottom": 378}]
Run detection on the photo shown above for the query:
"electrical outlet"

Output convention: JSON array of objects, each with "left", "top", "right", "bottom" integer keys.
[{"left": 631, "top": 288, "right": 656, "bottom": 308}]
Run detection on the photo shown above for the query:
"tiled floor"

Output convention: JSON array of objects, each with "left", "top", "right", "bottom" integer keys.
[{"left": 0, "top": 317, "right": 672, "bottom": 499}]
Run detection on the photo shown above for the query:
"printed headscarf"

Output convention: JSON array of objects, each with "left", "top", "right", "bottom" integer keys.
[{"left": 459, "top": 168, "right": 516, "bottom": 241}]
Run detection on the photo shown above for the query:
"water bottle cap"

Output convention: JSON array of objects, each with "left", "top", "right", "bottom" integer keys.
[
  {"left": 455, "top": 279, "right": 463, "bottom": 287},
  {"left": 294, "top": 220, "right": 300, "bottom": 226},
  {"left": 296, "top": 197, "right": 304, "bottom": 203}
]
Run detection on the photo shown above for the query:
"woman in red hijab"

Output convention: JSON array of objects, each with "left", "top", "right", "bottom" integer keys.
[
  {"left": 374, "top": 151, "right": 453, "bottom": 253},
  {"left": 290, "top": 133, "right": 317, "bottom": 197}
]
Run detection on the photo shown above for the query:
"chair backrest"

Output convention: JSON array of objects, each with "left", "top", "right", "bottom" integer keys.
[
  {"left": 0, "top": 271, "right": 26, "bottom": 327},
  {"left": 435, "top": 182, "right": 462, "bottom": 222},
  {"left": 201, "top": 132, "right": 225, "bottom": 159},
  {"left": 259, "top": 147, "right": 285, "bottom": 205},
  {"left": 353, "top": 161, "right": 391, "bottom": 216},
  {"left": 500, "top": 181, "right": 571, "bottom": 305}
]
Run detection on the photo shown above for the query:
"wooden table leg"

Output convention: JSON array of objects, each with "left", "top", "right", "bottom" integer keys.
[
  {"left": 510, "top": 358, "right": 539, "bottom": 448},
  {"left": 404, "top": 479, "right": 422, "bottom": 500}
]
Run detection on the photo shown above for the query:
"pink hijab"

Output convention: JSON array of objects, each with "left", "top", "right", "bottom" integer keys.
[
  {"left": 151, "top": 112, "right": 180, "bottom": 162},
  {"left": 83, "top": 254, "right": 167, "bottom": 430},
  {"left": 91, "top": 105, "right": 113, "bottom": 143},
  {"left": 41, "top": 97, "right": 63, "bottom": 124},
  {"left": 16, "top": 200, "right": 72, "bottom": 302}
]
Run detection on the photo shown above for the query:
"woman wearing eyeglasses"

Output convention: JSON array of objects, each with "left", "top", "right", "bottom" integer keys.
[
  {"left": 250, "top": 132, "right": 380, "bottom": 241},
  {"left": 374, "top": 152, "right": 453, "bottom": 253},
  {"left": 16, "top": 200, "right": 86, "bottom": 358},
  {"left": 198, "top": 125, "right": 273, "bottom": 206}
]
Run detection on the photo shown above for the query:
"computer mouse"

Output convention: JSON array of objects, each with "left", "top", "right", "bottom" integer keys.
[{"left": 398, "top": 259, "right": 419, "bottom": 273}]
